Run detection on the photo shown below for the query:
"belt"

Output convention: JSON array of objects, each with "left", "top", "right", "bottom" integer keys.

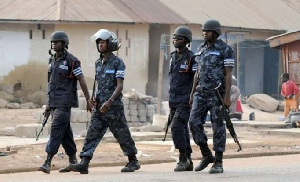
[{"left": 196, "top": 87, "right": 216, "bottom": 94}]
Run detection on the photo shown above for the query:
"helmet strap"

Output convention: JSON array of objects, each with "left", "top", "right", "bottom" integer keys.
[
  {"left": 213, "top": 31, "right": 220, "bottom": 38},
  {"left": 48, "top": 49, "right": 53, "bottom": 56}
]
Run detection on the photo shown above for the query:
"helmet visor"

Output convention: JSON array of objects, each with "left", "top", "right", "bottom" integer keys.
[{"left": 91, "top": 29, "right": 110, "bottom": 42}]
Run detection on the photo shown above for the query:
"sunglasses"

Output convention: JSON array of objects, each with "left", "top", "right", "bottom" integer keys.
[{"left": 173, "top": 35, "right": 185, "bottom": 40}]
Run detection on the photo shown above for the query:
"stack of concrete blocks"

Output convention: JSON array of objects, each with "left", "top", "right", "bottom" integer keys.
[
  {"left": 31, "top": 90, "right": 92, "bottom": 138},
  {"left": 17, "top": 90, "right": 162, "bottom": 138},
  {"left": 123, "top": 96, "right": 157, "bottom": 127},
  {"left": 15, "top": 108, "right": 50, "bottom": 138}
]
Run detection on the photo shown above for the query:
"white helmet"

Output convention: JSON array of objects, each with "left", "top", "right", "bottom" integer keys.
[{"left": 91, "top": 29, "right": 120, "bottom": 52}]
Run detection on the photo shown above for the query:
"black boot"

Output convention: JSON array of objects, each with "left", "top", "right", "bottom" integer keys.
[
  {"left": 68, "top": 157, "right": 90, "bottom": 174},
  {"left": 195, "top": 145, "right": 215, "bottom": 172},
  {"left": 185, "top": 154, "right": 194, "bottom": 171},
  {"left": 38, "top": 154, "right": 54, "bottom": 174},
  {"left": 174, "top": 149, "right": 190, "bottom": 172},
  {"left": 59, "top": 154, "right": 78, "bottom": 173},
  {"left": 209, "top": 152, "right": 223, "bottom": 174},
  {"left": 121, "top": 155, "right": 141, "bottom": 172}
]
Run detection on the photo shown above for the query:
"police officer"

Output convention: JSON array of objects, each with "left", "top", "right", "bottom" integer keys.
[
  {"left": 69, "top": 29, "right": 140, "bottom": 174},
  {"left": 169, "top": 26, "right": 196, "bottom": 171},
  {"left": 38, "top": 31, "right": 92, "bottom": 174},
  {"left": 189, "top": 19, "right": 235, "bottom": 174}
]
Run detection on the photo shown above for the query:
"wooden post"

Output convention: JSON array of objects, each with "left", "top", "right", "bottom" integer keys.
[
  {"left": 156, "top": 47, "right": 164, "bottom": 114},
  {"left": 236, "top": 42, "right": 240, "bottom": 88}
]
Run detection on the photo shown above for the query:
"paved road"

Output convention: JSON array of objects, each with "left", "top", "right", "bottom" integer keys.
[{"left": 1, "top": 154, "right": 299, "bottom": 182}]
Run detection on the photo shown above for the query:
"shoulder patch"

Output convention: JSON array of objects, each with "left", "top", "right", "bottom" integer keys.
[{"left": 209, "top": 51, "right": 220, "bottom": 56}]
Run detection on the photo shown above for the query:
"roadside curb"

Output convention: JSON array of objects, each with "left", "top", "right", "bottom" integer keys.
[{"left": 1, "top": 150, "right": 300, "bottom": 174}]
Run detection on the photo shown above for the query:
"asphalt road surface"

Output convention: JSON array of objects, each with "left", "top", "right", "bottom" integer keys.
[{"left": 1, "top": 154, "right": 299, "bottom": 182}]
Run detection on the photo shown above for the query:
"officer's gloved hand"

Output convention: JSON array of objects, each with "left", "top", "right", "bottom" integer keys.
[{"left": 288, "top": 94, "right": 294, "bottom": 99}]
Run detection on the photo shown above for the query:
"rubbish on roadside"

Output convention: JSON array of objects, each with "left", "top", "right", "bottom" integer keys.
[
  {"left": 136, "top": 150, "right": 142, "bottom": 158},
  {"left": 171, "top": 156, "right": 179, "bottom": 163},
  {"left": 57, "top": 152, "right": 65, "bottom": 158},
  {"left": 285, "top": 112, "right": 300, "bottom": 128},
  {"left": 0, "top": 152, "right": 7, "bottom": 156},
  {"left": 249, "top": 112, "right": 255, "bottom": 120}
]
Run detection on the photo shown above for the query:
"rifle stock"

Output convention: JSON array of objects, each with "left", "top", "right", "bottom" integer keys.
[{"left": 36, "top": 111, "right": 50, "bottom": 141}]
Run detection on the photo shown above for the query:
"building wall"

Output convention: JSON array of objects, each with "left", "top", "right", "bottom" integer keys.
[
  {"left": 0, "top": 23, "right": 149, "bottom": 95},
  {"left": 147, "top": 24, "right": 170, "bottom": 99},
  {"left": 0, "top": 23, "right": 53, "bottom": 92},
  {"left": 0, "top": 22, "right": 282, "bottom": 98},
  {"left": 283, "top": 40, "right": 300, "bottom": 85}
]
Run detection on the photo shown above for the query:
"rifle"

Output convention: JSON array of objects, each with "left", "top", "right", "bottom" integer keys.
[
  {"left": 36, "top": 110, "right": 51, "bottom": 141},
  {"left": 162, "top": 114, "right": 172, "bottom": 142},
  {"left": 90, "top": 75, "right": 97, "bottom": 111},
  {"left": 215, "top": 83, "right": 242, "bottom": 152}
]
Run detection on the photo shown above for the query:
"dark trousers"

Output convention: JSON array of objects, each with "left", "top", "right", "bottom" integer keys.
[
  {"left": 189, "top": 92, "right": 226, "bottom": 152},
  {"left": 46, "top": 107, "right": 77, "bottom": 155},
  {"left": 170, "top": 107, "right": 192, "bottom": 155},
  {"left": 79, "top": 106, "right": 137, "bottom": 159}
]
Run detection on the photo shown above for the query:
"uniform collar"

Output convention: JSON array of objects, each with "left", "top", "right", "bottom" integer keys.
[
  {"left": 99, "top": 52, "right": 114, "bottom": 64},
  {"left": 201, "top": 39, "right": 223, "bottom": 49},
  {"left": 174, "top": 47, "right": 189, "bottom": 57},
  {"left": 54, "top": 50, "right": 67, "bottom": 61}
]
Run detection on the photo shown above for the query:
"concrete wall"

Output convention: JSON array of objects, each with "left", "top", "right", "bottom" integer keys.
[
  {"left": 0, "top": 22, "right": 283, "bottom": 99},
  {"left": 0, "top": 23, "right": 54, "bottom": 92},
  {"left": 0, "top": 23, "right": 149, "bottom": 95}
]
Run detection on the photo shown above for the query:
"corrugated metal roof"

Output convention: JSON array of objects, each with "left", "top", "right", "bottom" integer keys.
[
  {"left": 0, "top": 0, "right": 300, "bottom": 31},
  {"left": 62, "top": 0, "right": 134, "bottom": 22},
  {"left": 119, "top": 0, "right": 187, "bottom": 24},
  {"left": 0, "top": 0, "right": 187, "bottom": 23},
  {"left": 267, "top": 30, "right": 300, "bottom": 48},
  {"left": 0, "top": 0, "right": 57, "bottom": 21},
  {"left": 160, "top": 0, "right": 300, "bottom": 31}
]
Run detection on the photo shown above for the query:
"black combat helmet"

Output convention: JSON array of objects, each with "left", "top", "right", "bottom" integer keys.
[
  {"left": 50, "top": 31, "right": 69, "bottom": 46},
  {"left": 174, "top": 26, "right": 192, "bottom": 43},
  {"left": 202, "top": 19, "right": 222, "bottom": 36}
]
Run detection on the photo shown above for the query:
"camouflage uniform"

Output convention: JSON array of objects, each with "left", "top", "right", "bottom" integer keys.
[
  {"left": 79, "top": 53, "right": 137, "bottom": 159},
  {"left": 169, "top": 47, "right": 196, "bottom": 156},
  {"left": 189, "top": 39, "right": 235, "bottom": 152},
  {"left": 46, "top": 50, "right": 82, "bottom": 155}
]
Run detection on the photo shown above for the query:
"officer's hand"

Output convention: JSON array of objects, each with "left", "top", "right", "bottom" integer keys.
[
  {"left": 87, "top": 98, "right": 95, "bottom": 112},
  {"left": 99, "top": 100, "right": 112, "bottom": 113},
  {"left": 43, "top": 107, "right": 50, "bottom": 116},
  {"left": 224, "top": 97, "right": 231, "bottom": 107},
  {"left": 288, "top": 94, "right": 294, "bottom": 99}
]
